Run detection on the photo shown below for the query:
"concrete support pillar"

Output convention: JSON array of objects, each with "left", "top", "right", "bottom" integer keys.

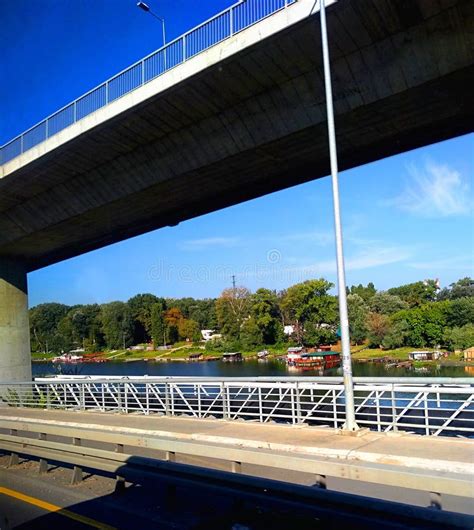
[{"left": 0, "top": 258, "right": 31, "bottom": 382}]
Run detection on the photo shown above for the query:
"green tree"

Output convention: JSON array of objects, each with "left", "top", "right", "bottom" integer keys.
[
  {"left": 249, "top": 288, "right": 282, "bottom": 344},
  {"left": 347, "top": 294, "right": 368, "bottom": 345},
  {"left": 388, "top": 280, "right": 438, "bottom": 307},
  {"left": 280, "top": 279, "right": 337, "bottom": 344},
  {"left": 68, "top": 304, "right": 104, "bottom": 350},
  {"left": 166, "top": 297, "right": 217, "bottom": 329},
  {"left": 381, "top": 319, "right": 409, "bottom": 349},
  {"left": 29, "top": 303, "right": 70, "bottom": 353},
  {"left": 100, "top": 302, "right": 134, "bottom": 349},
  {"left": 438, "top": 277, "right": 474, "bottom": 301},
  {"left": 393, "top": 302, "right": 447, "bottom": 348},
  {"left": 215, "top": 287, "right": 251, "bottom": 340},
  {"left": 150, "top": 301, "right": 166, "bottom": 347},
  {"left": 240, "top": 317, "right": 263, "bottom": 349},
  {"left": 444, "top": 324, "right": 474, "bottom": 351},
  {"left": 347, "top": 283, "right": 376, "bottom": 302},
  {"left": 164, "top": 307, "right": 184, "bottom": 344},
  {"left": 369, "top": 292, "right": 408, "bottom": 315},
  {"left": 366, "top": 312, "right": 392, "bottom": 347},
  {"left": 178, "top": 318, "right": 201, "bottom": 342},
  {"left": 445, "top": 298, "right": 474, "bottom": 328},
  {"left": 127, "top": 293, "right": 161, "bottom": 343},
  {"left": 303, "top": 320, "right": 337, "bottom": 346}
]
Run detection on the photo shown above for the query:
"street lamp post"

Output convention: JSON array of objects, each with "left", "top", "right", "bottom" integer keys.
[
  {"left": 137, "top": 1, "right": 167, "bottom": 68},
  {"left": 318, "top": 0, "right": 358, "bottom": 431}
]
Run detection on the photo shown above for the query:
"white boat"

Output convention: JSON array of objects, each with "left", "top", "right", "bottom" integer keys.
[
  {"left": 52, "top": 353, "right": 83, "bottom": 364},
  {"left": 257, "top": 350, "right": 269, "bottom": 358}
]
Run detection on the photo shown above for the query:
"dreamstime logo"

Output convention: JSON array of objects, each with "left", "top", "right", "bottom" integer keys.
[
  {"left": 267, "top": 249, "right": 281, "bottom": 264},
  {"left": 147, "top": 248, "right": 288, "bottom": 284}
]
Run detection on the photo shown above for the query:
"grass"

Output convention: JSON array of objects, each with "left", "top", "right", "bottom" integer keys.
[
  {"left": 33, "top": 344, "right": 466, "bottom": 364},
  {"left": 350, "top": 347, "right": 415, "bottom": 361},
  {"left": 31, "top": 352, "right": 56, "bottom": 360}
]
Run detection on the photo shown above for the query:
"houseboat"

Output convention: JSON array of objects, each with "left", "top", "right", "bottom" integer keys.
[
  {"left": 287, "top": 346, "right": 340, "bottom": 370},
  {"left": 286, "top": 346, "right": 305, "bottom": 366},
  {"left": 222, "top": 352, "right": 243, "bottom": 362},
  {"left": 295, "top": 351, "right": 341, "bottom": 369}
]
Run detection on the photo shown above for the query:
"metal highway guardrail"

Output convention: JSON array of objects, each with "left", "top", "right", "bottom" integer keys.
[
  {"left": 0, "top": 0, "right": 296, "bottom": 165},
  {"left": 1, "top": 376, "right": 473, "bottom": 436},
  {"left": 0, "top": 416, "right": 473, "bottom": 525}
]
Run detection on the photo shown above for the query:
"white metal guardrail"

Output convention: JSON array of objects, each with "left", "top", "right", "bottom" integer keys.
[
  {"left": 0, "top": 0, "right": 296, "bottom": 165},
  {"left": 1, "top": 377, "right": 473, "bottom": 437}
]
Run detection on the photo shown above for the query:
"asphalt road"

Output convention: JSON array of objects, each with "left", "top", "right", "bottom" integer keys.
[{"left": 1, "top": 453, "right": 472, "bottom": 529}]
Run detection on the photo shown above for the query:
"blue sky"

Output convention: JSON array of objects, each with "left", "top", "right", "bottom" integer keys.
[{"left": 1, "top": 1, "right": 473, "bottom": 307}]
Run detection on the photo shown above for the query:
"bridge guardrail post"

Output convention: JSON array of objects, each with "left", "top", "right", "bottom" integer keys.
[
  {"left": 46, "top": 385, "right": 51, "bottom": 410},
  {"left": 290, "top": 383, "right": 296, "bottom": 425},
  {"left": 80, "top": 383, "right": 85, "bottom": 411},
  {"left": 8, "top": 429, "right": 19, "bottom": 467},
  {"left": 71, "top": 437, "right": 83, "bottom": 485},
  {"left": 221, "top": 382, "right": 228, "bottom": 420},
  {"left": 38, "top": 433, "right": 48, "bottom": 474},
  {"left": 165, "top": 382, "right": 170, "bottom": 416},
  {"left": 145, "top": 383, "right": 150, "bottom": 415},
  {"left": 430, "top": 492, "right": 442, "bottom": 510},
  {"left": 124, "top": 383, "right": 129, "bottom": 413},
  {"left": 391, "top": 384, "right": 398, "bottom": 433},
  {"left": 117, "top": 382, "right": 122, "bottom": 412},
  {"left": 424, "top": 393, "right": 430, "bottom": 435},
  {"left": 295, "top": 382, "right": 303, "bottom": 424}
]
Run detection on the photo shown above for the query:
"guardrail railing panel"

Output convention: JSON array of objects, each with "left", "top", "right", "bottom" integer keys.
[
  {"left": 1, "top": 378, "right": 472, "bottom": 437},
  {"left": 1, "top": 0, "right": 297, "bottom": 166},
  {"left": 76, "top": 85, "right": 107, "bottom": 120}
]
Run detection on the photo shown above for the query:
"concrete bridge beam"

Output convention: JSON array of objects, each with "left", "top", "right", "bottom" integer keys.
[{"left": 0, "top": 258, "right": 31, "bottom": 382}]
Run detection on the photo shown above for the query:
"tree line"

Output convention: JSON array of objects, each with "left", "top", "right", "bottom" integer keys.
[{"left": 30, "top": 277, "right": 474, "bottom": 354}]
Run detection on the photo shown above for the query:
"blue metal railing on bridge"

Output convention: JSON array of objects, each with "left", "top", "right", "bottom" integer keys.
[{"left": 0, "top": 0, "right": 296, "bottom": 166}]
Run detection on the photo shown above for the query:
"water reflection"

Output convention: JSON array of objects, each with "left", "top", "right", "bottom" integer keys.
[{"left": 32, "top": 359, "right": 471, "bottom": 379}]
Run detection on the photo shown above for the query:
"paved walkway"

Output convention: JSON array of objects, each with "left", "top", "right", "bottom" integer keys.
[{"left": 0, "top": 407, "right": 472, "bottom": 476}]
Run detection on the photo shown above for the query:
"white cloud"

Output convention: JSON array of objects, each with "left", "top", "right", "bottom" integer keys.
[
  {"left": 388, "top": 160, "right": 471, "bottom": 217},
  {"left": 408, "top": 255, "right": 474, "bottom": 271},
  {"left": 238, "top": 244, "right": 412, "bottom": 283},
  {"left": 286, "top": 245, "right": 412, "bottom": 275},
  {"left": 179, "top": 237, "right": 240, "bottom": 251}
]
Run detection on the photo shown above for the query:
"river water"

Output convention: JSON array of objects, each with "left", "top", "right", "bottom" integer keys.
[{"left": 32, "top": 359, "right": 472, "bottom": 378}]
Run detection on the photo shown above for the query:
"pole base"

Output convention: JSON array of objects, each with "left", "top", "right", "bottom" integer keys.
[{"left": 338, "top": 425, "right": 370, "bottom": 437}]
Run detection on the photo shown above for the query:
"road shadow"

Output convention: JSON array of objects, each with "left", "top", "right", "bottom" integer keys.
[{"left": 2, "top": 453, "right": 473, "bottom": 530}]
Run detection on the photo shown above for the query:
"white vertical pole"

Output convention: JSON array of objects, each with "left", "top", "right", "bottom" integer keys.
[{"left": 319, "top": 0, "right": 358, "bottom": 431}]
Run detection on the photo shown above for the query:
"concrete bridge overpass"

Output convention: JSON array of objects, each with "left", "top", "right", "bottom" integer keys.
[{"left": 0, "top": 0, "right": 473, "bottom": 381}]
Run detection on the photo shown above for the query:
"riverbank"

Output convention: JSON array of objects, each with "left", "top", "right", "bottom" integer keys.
[{"left": 32, "top": 344, "right": 472, "bottom": 367}]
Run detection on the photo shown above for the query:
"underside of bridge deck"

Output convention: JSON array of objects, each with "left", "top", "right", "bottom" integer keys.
[{"left": 0, "top": 0, "right": 472, "bottom": 271}]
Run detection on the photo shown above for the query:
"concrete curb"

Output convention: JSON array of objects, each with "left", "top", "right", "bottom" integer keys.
[{"left": 1, "top": 414, "right": 472, "bottom": 475}]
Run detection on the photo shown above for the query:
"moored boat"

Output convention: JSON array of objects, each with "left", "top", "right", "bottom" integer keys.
[{"left": 51, "top": 353, "right": 83, "bottom": 364}]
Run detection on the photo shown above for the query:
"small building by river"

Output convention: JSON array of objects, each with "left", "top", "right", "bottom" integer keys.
[
  {"left": 409, "top": 351, "right": 442, "bottom": 361},
  {"left": 222, "top": 352, "right": 243, "bottom": 362},
  {"left": 463, "top": 347, "right": 474, "bottom": 361}
]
